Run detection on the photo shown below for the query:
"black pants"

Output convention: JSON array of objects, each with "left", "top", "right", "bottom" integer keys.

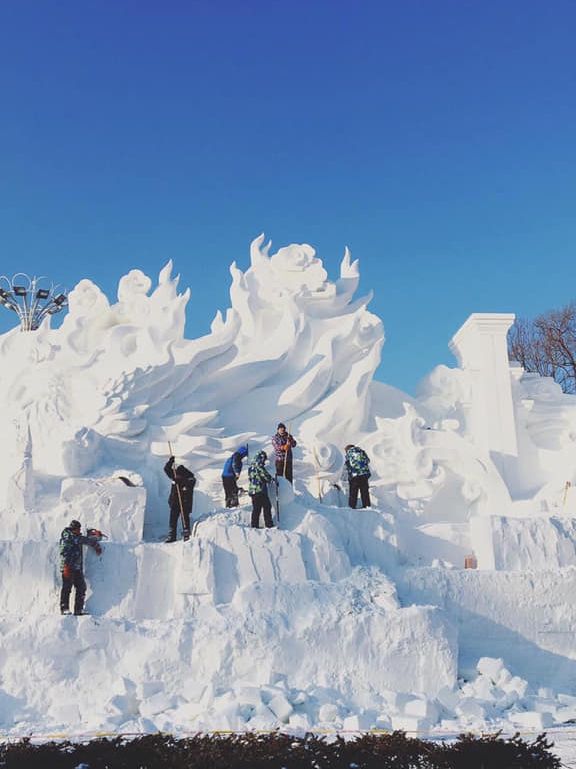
[
  {"left": 251, "top": 492, "right": 274, "bottom": 528},
  {"left": 60, "top": 570, "right": 87, "bottom": 614},
  {"left": 275, "top": 458, "right": 293, "bottom": 484},
  {"left": 222, "top": 476, "right": 239, "bottom": 507},
  {"left": 168, "top": 500, "right": 191, "bottom": 538},
  {"left": 349, "top": 476, "right": 371, "bottom": 509}
]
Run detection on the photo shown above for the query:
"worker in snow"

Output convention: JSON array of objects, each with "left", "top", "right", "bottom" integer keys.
[
  {"left": 344, "top": 445, "right": 372, "bottom": 509},
  {"left": 248, "top": 450, "right": 274, "bottom": 528},
  {"left": 164, "top": 455, "right": 196, "bottom": 542},
  {"left": 59, "top": 520, "right": 102, "bottom": 616},
  {"left": 272, "top": 423, "right": 297, "bottom": 483},
  {"left": 221, "top": 444, "right": 249, "bottom": 507}
]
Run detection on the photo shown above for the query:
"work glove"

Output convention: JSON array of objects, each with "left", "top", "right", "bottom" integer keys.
[
  {"left": 62, "top": 564, "right": 73, "bottom": 580},
  {"left": 94, "top": 543, "right": 102, "bottom": 556}
]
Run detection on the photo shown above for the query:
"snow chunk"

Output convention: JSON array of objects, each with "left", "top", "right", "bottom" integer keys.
[
  {"left": 476, "top": 657, "right": 505, "bottom": 682},
  {"left": 268, "top": 694, "right": 293, "bottom": 723},
  {"left": 511, "top": 711, "right": 554, "bottom": 730}
]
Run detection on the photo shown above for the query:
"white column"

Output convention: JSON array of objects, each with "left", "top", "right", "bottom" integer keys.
[{"left": 449, "top": 313, "right": 518, "bottom": 466}]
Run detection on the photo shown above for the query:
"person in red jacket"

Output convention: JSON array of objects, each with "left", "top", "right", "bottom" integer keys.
[{"left": 271, "top": 423, "right": 297, "bottom": 483}]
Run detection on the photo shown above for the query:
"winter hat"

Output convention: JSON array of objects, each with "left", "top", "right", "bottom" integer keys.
[
  {"left": 69, "top": 519, "right": 81, "bottom": 530},
  {"left": 277, "top": 422, "right": 286, "bottom": 430},
  {"left": 344, "top": 444, "right": 355, "bottom": 452}
]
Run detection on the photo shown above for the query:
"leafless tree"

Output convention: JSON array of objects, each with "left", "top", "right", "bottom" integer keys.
[{"left": 508, "top": 303, "right": 576, "bottom": 394}]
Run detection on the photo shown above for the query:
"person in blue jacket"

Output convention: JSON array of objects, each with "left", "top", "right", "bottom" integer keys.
[{"left": 221, "top": 444, "right": 249, "bottom": 507}]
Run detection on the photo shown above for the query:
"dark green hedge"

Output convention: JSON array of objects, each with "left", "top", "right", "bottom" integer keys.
[{"left": 0, "top": 731, "right": 561, "bottom": 769}]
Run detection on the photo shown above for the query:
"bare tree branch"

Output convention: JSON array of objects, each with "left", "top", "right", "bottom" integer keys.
[{"left": 508, "top": 302, "right": 576, "bottom": 394}]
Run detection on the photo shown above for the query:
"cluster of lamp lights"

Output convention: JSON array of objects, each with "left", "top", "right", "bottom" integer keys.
[{"left": 0, "top": 274, "right": 68, "bottom": 331}]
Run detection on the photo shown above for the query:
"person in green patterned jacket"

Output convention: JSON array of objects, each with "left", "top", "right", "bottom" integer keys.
[
  {"left": 248, "top": 450, "right": 274, "bottom": 529},
  {"left": 59, "top": 520, "right": 102, "bottom": 615}
]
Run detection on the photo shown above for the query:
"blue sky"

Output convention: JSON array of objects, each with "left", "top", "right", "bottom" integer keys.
[{"left": 0, "top": 1, "right": 574, "bottom": 393}]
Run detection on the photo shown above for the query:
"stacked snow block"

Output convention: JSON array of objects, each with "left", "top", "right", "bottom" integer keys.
[
  {"left": 397, "top": 567, "right": 576, "bottom": 691},
  {"left": 0, "top": 475, "right": 146, "bottom": 543},
  {"left": 470, "top": 515, "right": 576, "bottom": 570},
  {"left": 60, "top": 477, "right": 146, "bottom": 543},
  {"left": 0, "top": 601, "right": 457, "bottom": 733}
]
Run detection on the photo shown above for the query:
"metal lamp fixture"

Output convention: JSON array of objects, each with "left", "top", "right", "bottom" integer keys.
[{"left": 0, "top": 273, "right": 68, "bottom": 331}]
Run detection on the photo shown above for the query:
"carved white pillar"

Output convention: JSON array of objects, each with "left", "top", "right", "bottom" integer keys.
[{"left": 449, "top": 313, "right": 517, "bottom": 472}]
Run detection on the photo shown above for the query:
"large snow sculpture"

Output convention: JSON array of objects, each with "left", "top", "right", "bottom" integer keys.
[{"left": 1, "top": 235, "right": 576, "bottom": 736}]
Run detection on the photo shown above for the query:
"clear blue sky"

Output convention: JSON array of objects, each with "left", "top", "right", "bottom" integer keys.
[{"left": 0, "top": 1, "right": 574, "bottom": 393}]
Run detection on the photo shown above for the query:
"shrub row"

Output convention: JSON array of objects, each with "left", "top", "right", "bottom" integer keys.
[{"left": 0, "top": 730, "right": 561, "bottom": 769}]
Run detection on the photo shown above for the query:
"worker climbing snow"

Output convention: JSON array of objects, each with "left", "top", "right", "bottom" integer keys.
[
  {"left": 59, "top": 519, "right": 102, "bottom": 616},
  {"left": 272, "top": 423, "right": 297, "bottom": 484},
  {"left": 221, "top": 444, "right": 249, "bottom": 508},
  {"left": 164, "top": 455, "right": 196, "bottom": 542},
  {"left": 344, "top": 444, "right": 372, "bottom": 509},
  {"left": 248, "top": 450, "right": 274, "bottom": 528}
]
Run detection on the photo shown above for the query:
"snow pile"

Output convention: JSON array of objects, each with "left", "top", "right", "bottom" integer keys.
[{"left": 1, "top": 234, "right": 576, "bottom": 737}]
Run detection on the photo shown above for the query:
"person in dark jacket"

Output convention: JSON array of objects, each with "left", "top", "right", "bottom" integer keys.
[
  {"left": 221, "top": 444, "right": 249, "bottom": 507},
  {"left": 344, "top": 444, "right": 372, "bottom": 509},
  {"left": 59, "top": 519, "right": 102, "bottom": 615},
  {"left": 248, "top": 450, "right": 274, "bottom": 528},
  {"left": 272, "top": 423, "right": 297, "bottom": 483},
  {"left": 164, "top": 455, "right": 196, "bottom": 542}
]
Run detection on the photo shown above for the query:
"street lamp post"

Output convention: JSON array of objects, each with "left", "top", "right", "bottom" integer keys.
[{"left": 0, "top": 274, "right": 68, "bottom": 331}]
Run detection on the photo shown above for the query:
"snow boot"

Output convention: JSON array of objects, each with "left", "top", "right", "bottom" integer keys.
[
  {"left": 60, "top": 608, "right": 70, "bottom": 615},
  {"left": 182, "top": 529, "right": 190, "bottom": 542},
  {"left": 164, "top": 532, "right": 177, "bottom": 543}
]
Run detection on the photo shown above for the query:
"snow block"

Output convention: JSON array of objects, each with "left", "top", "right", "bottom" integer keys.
[
  {"left": 318, "top": 703, "right": 340, "bottom": 723},
  {"left": 390, "top": 715, "right": 430, "bottom": 734},
  {"left": 60, "top": 477, "right": 146, "bottom": 543},
  {"left": 556, "top": 705, "right": 576, "bottom": 723},
  {"left": 436, "top": 686, "right": 459, "bottom": 713},
  {"left": 268, "top": 694, "right": 294, "bottom": 723},
  {"left": 232, "top": 583, "right": 457, "bottom": 699},
  {"left": 502, "top": 676, "right": 528, "bottom": 700},
  {"left": 343, "top": 713, "right": 373, "bottom": 731},
  {"left": 511, "top": 710, "right": 554, "bottom": 730},
  {"left": 476, "top": 657, "right": 504, "bottom": 681},
  {"left": 403, "top": 697, "right": 439, "bottom": 723},
  {"left": 289, "top": 712, "right": 311, "bottom": 730},
  {"left": 456, "top": 698, "right": 485, "bottom": 720},
  {"left": 471, "top": 515, "right": 576, "bottom": 571},
  {"left": 397, "top": 567, "right": 576, "bottom": 691},
  {"left": 472, "top": 676, "right": 496, "bottom": 702},
  {"left": 139, "top": 692, "right": 176, "bottom": 718},
  {"left": 177, "top": 539, "right": 215, "bottom": 595},
  {"left": 234, "top": 686, "right": 263, "bottom": 707},
  {"left": 247, "top": 704, "right": 277, "bottom": 730}
]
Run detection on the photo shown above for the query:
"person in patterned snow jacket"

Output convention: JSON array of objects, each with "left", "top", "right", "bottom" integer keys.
[
  {"left": 272, "top": 422, "right": 297, "bottom": 483},
  {"left": 59, "top": 519, "right": 102, "bottom": 615},
  {"left": 344, "top": 444, "right": 372, "bottom": 509},
  {"left": 248, "top": 450, "right": 274, "bottom": 529},
  {"left": 221, "top": 444, "right": 248, "bottom": 508}
]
